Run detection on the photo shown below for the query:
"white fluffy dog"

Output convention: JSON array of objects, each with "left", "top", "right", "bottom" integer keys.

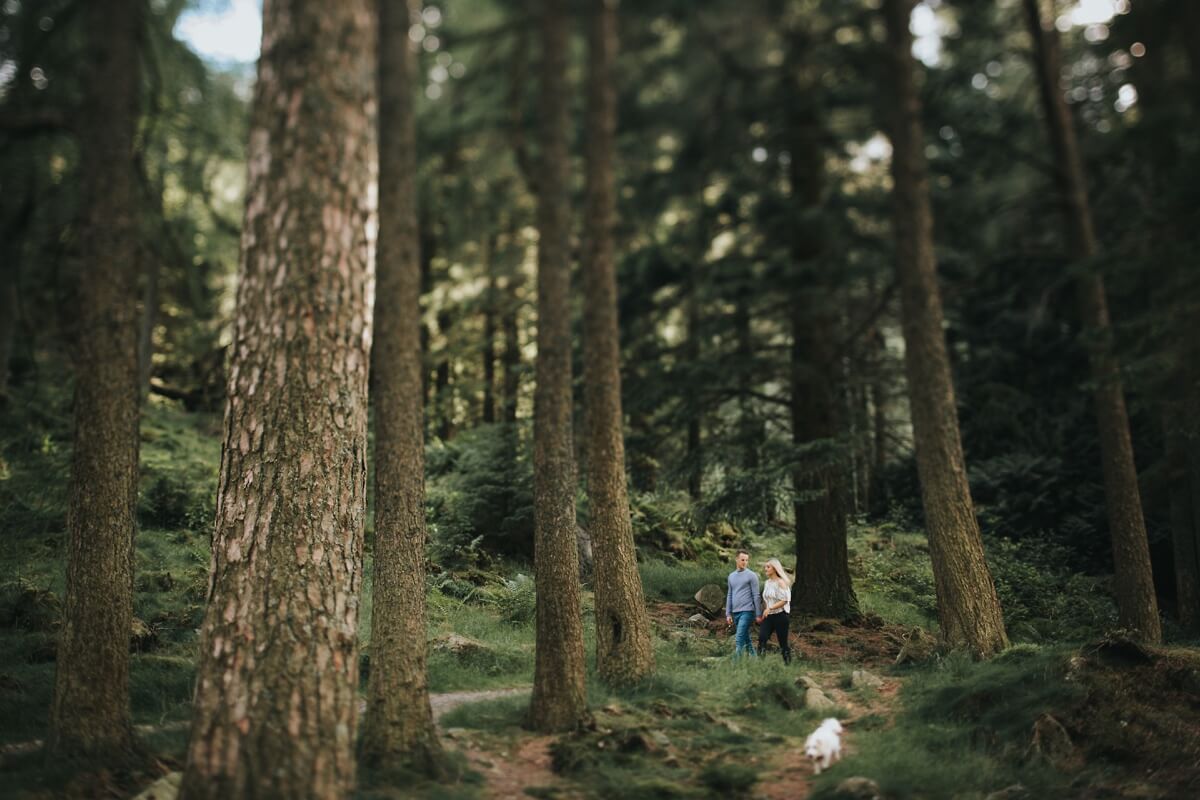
[{"left": 804, "top": 717, "right": 843, "bottom": 774}]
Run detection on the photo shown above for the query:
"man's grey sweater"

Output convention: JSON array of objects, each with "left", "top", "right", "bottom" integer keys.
[{"left": 726, "top": 568, "right": 762, "bottom": 617}]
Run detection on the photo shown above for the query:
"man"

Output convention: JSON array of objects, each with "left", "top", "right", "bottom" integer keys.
[{"left": 725, "top": 550, "right": 762, "bottom": 658}]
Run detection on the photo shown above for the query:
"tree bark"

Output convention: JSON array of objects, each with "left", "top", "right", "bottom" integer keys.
[
  {"left": 529, "top": 0, "right": 589, "bottom": 732},
  {"left": 787, "top": 56, "right": 859, "bottom": 620},
  {"left": 48, "top": 0, "right": 142, "bottom": 760},
  {"left": 0, "top": 243, "right": 17, "bottom": 403},
  {"left": 582, "top": 0, "right": 655, "bottom": 687},
  {"left": 178, "top": 1, "right": 376, "bottom": 796},
  {"left": 882, "top": 0, "right": 1009, "bottom": 657},
  {"left": 360, "top": 0, "right": 444, "bottom": 775},
  {"left": 1023, "top": 0, "right": 1161, "bottom": 643}
]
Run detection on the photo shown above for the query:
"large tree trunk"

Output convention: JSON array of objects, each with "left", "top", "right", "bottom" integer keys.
[
  {"left": 787, "top": 50, "right": 859, "bottom": 621},
  {"left": 881, "top": 0, "right": 1008, "bottom": 657},
  {"left": 178, "top": 1, "right": 376, "bottom": 796},
  {"left": 360, "top": 0, "right": 444, "bottom": 775},
  {"left": 582, "top": 0, "right": 655, "bottom": 688},
  {"left": 48, "top": 0, "right": 142, "bottom": 760},
  {"left": 529, "top": 0, "right": 589, "bottom": 732},
  {"left": 1023, "top": 0, "right": 1161, "bottom": 643}
]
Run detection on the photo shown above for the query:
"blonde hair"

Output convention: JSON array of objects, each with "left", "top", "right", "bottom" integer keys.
[{"left": 763, "top": 558, "right": 792, "bottom": 588}]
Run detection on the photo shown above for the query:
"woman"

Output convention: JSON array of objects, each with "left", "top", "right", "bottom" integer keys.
[{"left": 757, "top": 558, "right": 792, "bottom": 664}]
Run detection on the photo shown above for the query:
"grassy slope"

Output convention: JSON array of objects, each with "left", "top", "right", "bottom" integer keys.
[{"left": 3, "top": 396, "right": 1199, "bottom": 799}]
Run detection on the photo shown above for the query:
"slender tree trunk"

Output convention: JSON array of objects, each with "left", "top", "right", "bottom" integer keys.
[
  {"left": 582, "top": 0, "right": 654, "bottom": 687},
  {"left": 178, "top": 1, "right": 376, "bottom": 796},
  {"left": 483, "top": 231, "right": 498, "bottom": 424},
  {"left": 1023, "top": 0, "right": 1161, "bottom": 642},
  {"left": 529, "top": 0, "right": 588, "bottom": 732},
  {"left": 882, "top": 0, "right": 1008, "bottom": 657},
  {"left": 685, "top": 290, "right": 702, "bottom": 502},
  {"left": 48, "top": 0, "right": 142, "bottom": 760},
  {"left": 787, "top": 51, "right": 859, "bottom": 620},
  {"left": 1165, "top": 406, "right": 1200, "bottom": 630},
  {"left": 0, "top": 245, "right": 17, "bottom": 403},
  {"left": 138, "top": 255, "right": 159, "bottom": 396},
  {"left": 501, "top": 279, "right": 521, "bottom": 424},
  {"left": 360, "top": 0, "right": 444, "bottom": 775},
  {"left": 435, "top": 311, "right": 455, "bottom": 440}
]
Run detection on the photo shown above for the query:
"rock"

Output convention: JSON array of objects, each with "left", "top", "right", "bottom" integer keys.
[
  {"left": 694, "top": 584, "right": 726, "bottom": 616},
  {"left": 431, "top": 633, "right": 490, "bottom": 658},
  {"left": 804, "top": 688, "right": 837, "bottom": 712},
  {"left": 851, "top": 669, "right": 884, "bottom": 689},
  {"left": 1025, "top": 713, "right": 1074, "bottom": 767},
  {"left": 832, "top": 776, "right": 882, "bottom": 799},
  {"left": 649, "top": 729, "right": 672, "bottom": 749},
  {"left": 894, "top": 627, "right": 937, "bottom": 666},
  {"left": 796, "top": 674, "right": 822, "bottom": 691},
  {"left": 444, "top": 727, "right": 466, "bottom": 740},
  {"left": 132, "top": 772, "right": 181, "bottom": 800},
  {"left": 984, "top": 784, "right": 1028, "bottom": 800},
  {"left": 687, "top": 613, "right": 709, "bottom": 626}
]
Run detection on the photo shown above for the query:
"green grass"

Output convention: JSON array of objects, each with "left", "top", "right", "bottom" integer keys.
[
  {"left": 810, "top": 646, "right": 1084, "bottom": 799},
  {"left": 638, "top": 559, "right": 729, "bottom": 604}
]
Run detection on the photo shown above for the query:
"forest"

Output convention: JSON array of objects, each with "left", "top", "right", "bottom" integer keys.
[{"left": 1, "top": 0, "right": 1199, "bottom": 797}]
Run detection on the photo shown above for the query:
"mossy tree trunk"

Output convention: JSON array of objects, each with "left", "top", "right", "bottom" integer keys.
[
  {"left": 1023, "top": 0, "right": 1161, "bottom": 643},
  {"left": 359, "top": 0, "right": 445, "bottom": 776},
  {"left": 48, "top": 0, "right": 142, "bottom": 761},
  {"left": 882, "top": 0, "right": 1009, "bottom": 657},
  {"left": 178, "top": 1, "right": 376, "bottom": 796},
  {"left": 582, "top": 0, "right": 655, "bottom": 688},
  {"left": 529, "top": 0, "right": 589, "bottom": 732}
]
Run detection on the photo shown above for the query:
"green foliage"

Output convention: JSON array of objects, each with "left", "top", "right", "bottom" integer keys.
[
  {"left": 697, "top": 760, "right": 758, "bottom": 797},
  {"left": 489, "top": 573, "right": 536, "bottom": 625},
  {"left": 426, "top": 424, "right": 534, "bottom": 565}
]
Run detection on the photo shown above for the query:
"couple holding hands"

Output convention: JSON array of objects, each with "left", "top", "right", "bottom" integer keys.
[{"left": 724, "top": 550, "right": 793, "bottom": 663}]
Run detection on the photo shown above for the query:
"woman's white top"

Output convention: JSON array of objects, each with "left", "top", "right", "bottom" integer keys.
[{"left": 762, "top": 579, "right": 791, "bottom": 615}]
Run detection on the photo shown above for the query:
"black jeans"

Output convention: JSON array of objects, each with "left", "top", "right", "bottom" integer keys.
[{"left": 758, "top": 612, "right": 791, "bottom": 663}]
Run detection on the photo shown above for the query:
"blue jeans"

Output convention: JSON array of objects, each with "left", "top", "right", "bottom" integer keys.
[{"left": 732, "top": 611, "right": 756, "bottom": 658}]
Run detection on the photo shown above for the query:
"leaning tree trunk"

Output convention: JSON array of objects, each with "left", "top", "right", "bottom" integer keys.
[
  {"left": 483, "top": 231, "right": 498, "bottom": 424},
  {"left": 882, "top": 0, "right": 1009, "bottom": 657},
  {"left": 48, "top": 0, "right": 142, "bottom": 760},
  {"left": 529, "top": 0, "right": 589, "bottom": 732},
  {"left": 787, "top": 52, "right": 859, "bottom": 621},
  {"left": 1023, "top": 0, "right": 1161, "bottom": 643},
  {"left": 178, "top": 2, "right": 376, "bottom": 797},
  {"left": 582, "top": 0, "right": 655, "bottom": 688},
  {"left": 360, "top": 0, "right": 444, "bottom": 776}
]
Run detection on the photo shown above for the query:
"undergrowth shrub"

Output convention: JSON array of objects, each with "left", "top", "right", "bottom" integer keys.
[{"left": 426, "top": 424, "right": 534, "bottom": 564}]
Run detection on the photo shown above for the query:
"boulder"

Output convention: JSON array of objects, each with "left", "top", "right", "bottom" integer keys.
[
  {"left": 687, "top": 613, "right": 709, "bottom": 626},
  {"left": 851, "top": 669, "right": 884, "bottom": 689},
  {"left": 796, "top": 674, "right": 822, "bottom": 691},
  {"left": 694, "top": 584, "right": 726, "bottom": 616},
  {"left": 804, "top": 687, "right": 837, "bottom": 712},
  {"left": 832, "top": 777, "right": 883, "bottom": 800},
  {"left": 431, "top": 633, "right": 490, "bottom": 658}
]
